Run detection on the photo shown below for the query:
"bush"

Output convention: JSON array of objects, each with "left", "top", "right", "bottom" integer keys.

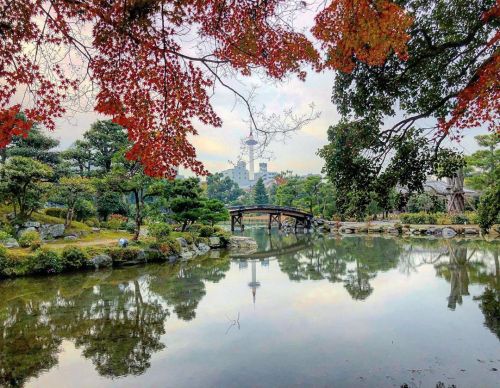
[
  {"left": 44, "top": 207, "right": 66, "bottom": 219},
  {"left": 85, "top": 217, "right": 100, "bottom": 227},
  {"left": 478, "top": 186, "right": 500, "bottom": 232},
  {"left": 29, "top": 248, "right": 63, "bottom": 274},
  {"left": 157, "top": 237, "right": 181, "bottom": 256},
  {"left": 400, "top": 212, "right": 437, "bottom": 225},
  {"left": 19, "top": 230, "right": 42, "bottom": 248},
  {"left": 198, "top": 225, "right": 215, "bottom": 238},
  {"left": 125, "top": 221, "right": 137, "bottom": 233},
  {"left": 183, "top": 232, "right": 194, "bottom": 245},
  {"left": 451, "top": 214, "right": 469, "bottom": 225},
  {"left": 107, "top": 214, "right": 128, "bottom": 230},
  {"left": 465, "top": 211, "right": 480, "bottom": 224},
  {"left": 435, "top": 213, "right": 452, "bottom": 225},
  {"left": 62, "top": 246, "right": 89, "bottom": 270},
  {"left": 0, "top": 245, "right": 8, "bottom": 274},
  {"left": 214, "top": 230, "right": 231, "bottom": 245},
  {"left": 106, "top": 247, "right": 143, "bottom": 263},
  {"left": 407, "top": 193, "right": 445, "bottom": 213},
  {"left": 0, "top": 230, "right": 12, "bottom": 241},
  {"left": 148, "top": 222, "right": 172, "bottom": 241}
]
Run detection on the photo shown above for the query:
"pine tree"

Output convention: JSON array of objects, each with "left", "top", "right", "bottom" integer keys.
[{"left": 253, "top": 178, "right": 269, "bottom": 205}]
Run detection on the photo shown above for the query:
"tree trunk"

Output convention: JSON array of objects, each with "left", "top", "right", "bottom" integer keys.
[
  {"left": 446, "top": 169, "right": 465, "bottom": 213},
  {"left": 65, "top": 207, "right": 74, "bottom": 227},
  {"left": 133, "top": 190, "right": 141, "bottom": 241}
]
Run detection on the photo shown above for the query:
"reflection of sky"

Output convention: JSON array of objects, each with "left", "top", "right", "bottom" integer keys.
[{"left": 28, "top": 237, "right": 499, "bottom": 388}]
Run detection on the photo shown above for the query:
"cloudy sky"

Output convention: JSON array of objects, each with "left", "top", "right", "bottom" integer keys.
[{"left": 49, "top": 65, "right": 488, "bottom": 178}]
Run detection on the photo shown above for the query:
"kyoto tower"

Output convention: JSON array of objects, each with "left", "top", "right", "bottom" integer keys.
[{"left": 245, "top": 129, "right": 258, "bottom": 181}]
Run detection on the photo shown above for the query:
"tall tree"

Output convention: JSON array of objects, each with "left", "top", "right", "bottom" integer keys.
[
  {"left": 206, "top": 173, "right": 244, "bottom": 204},
  {"left": 84, "top": 120, "right": 129, "bottom": 173},
  {"left": 52, "top": 177, "right": 96, "bottom": 227},
  {"left": 253, "top": 178, "right": 269, "bottom": 205},
  {"left": 106, "top": 150, "right": 159, "bottom": 240},
  {"left": 61, "top": 140, "right": 93, "bottom": 177},
  {"left": 465, "top": 133, "right": 499, "bottom": 190},
  {"left": 3, "top": 126, "right": 60, "bottom": 167},
  {"left": 169, "top": 178, "right": 205, "bottom": 231},
  {"left": 0, "top": 156, "right": 53, "bottom": 220}
]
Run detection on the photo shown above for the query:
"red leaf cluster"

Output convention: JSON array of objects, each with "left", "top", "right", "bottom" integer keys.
[{"left": 312, "top": 0, "right": 413, "bottom": 73}]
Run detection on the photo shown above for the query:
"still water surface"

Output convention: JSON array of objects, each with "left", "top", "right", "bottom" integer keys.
[{"left": 0, "top": 230, "right": 499, "bottom": 387}]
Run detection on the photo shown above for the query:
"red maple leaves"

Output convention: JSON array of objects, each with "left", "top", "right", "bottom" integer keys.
[
  {"left": 0, "top": 0, "right": 497, "bottom": 177},
  {"left": 312, "top": 0, "right": 413, "bottom": 73}
]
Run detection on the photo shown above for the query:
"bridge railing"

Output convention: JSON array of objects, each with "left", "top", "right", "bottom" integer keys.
[{"left": 226, "top": 204, "right": 312, "bottom": 216}]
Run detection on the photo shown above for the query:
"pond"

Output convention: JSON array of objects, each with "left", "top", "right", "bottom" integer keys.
[{"left": 0, "top": 230, "right": 499, "bottom": 387}]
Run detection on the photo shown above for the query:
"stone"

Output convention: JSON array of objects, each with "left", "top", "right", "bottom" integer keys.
[
  {"left": 64, "top": 235, "right": 78, "bottom": 241},
  {"left": 39, "top": 224, "right": 65, "bottom": 239},
  {"left": 90, "top": 254, "right": 112, "bottom": 269},
  {"left": 176, "top": 237, "right": 188, "bottom": 248},
  {"left": 18, "top": 227, "right": 36, "bottom": 237},
  {"left": 228, "top": 236, "right": 258, "bottom": 253},
  {"left": 197, "top": 243, "right": 210, "bottom": 254},
  {"left": 464, "top": 227, "right": 480, "bottom": 235},
  {"left": 208, "top": 236, "right": 221, "bottom": 248},
  {"left": 387, "top": 228, "right": 400, "bottom": 234},
  {"left": 92, "top": 227, "right": 101, "bottom": 233},
  {"left": 442, "top": 227, "right": 457, "bottom": 238},
  {"left": 342, "top": 228, "right": 354, "bottom": 234},
  {"left": 209, "top": 250, "right": 221, "bottom": 259},
  {"left": 1, "top": 238, "right": 19, "bottom": 248},
  {"left": 180, "top": 248, "right": 194, "bottom": 260},
  {"left": 167, "top": 255, "right": 178, "bottom": 263},
  {"left": 118, "top": 238, "right": 129, "bottom": 248},
  {"left": 23, "top": 221, "right": 40, "bottom": 228}
]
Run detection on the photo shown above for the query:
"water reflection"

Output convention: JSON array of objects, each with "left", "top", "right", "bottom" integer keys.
[{"left": 0, "top": 233, "right": 498, "bottom": 387}]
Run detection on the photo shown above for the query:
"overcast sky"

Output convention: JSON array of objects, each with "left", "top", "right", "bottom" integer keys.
[{"left": 48, "top": 64, "right": 488, "bottom": 178}]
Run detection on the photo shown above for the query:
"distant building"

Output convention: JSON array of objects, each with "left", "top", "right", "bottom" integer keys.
[{"left": 221, "top": 161, "right": 277, "bottom": 189}]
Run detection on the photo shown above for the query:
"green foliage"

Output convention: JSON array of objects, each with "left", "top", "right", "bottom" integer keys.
[
  {"left": 0, "top": 156, "right": 53, "bottom": 220},
  {"left": 0, "top": 230, "right": 11, "bottom": 241},
  {"left": 6, "top": 125, "right": 60, "bottom": 168},
  {"left": 400, "top": 212, "right": 437, "bottom": 225},
  {"left": 29, "top": 248, "right": 63, "bottom": 274},
  {"left": 18, "top": 230, "right": 42, "bottom": 248},
  {"left": 51, "top": 176, "right": 96, "bottom": 226},
  {"left": 84, "top": 120, "right": 129, "bottom": 173},
  {"left": 465, "top": 134, "right": 499, "bottom": 191},
  {"left": 477, "top": 186, "right": 500, "bottom": 232},
  {"left": 0, "top": 245, "right": 7, "bottom": 273},
  {"left": 198, "top": 198, "right": 229, "bottom": 226},
  {"left": 95, "top": 190, "right": 128, "bottom": 220},
  {"left": 106, "top": 247, "right": 143, "bottom": 263},
  {"left": 214, "top": 229, "right": 231, "bottom": 245},
  {"left": 253, "top": 178, "right": 269, "bottom": 204},
  {"left": 44, "top": 207, "right": 66, "bottom": 218},
  {"left": 62, "top": 246, "right": 89, "bottom": 270},
  {"left": 450, "top": 214, "right": 469, "bottom": 225},
  {"left": 154, "top": 237, "right": 181, "bottom": 256},
  {"left": 198, "top": 225, "right": 215, "bottom": 238},
  {"left": 206, "top": 173, "right": 244, "bottom": 204},
  {"left": 148, "top": 222, "right": 172, "bottom": 242},
  {"left": 106, "top": 214, "right": 128, "bottom": 230},
  {"left": 183, "top": 233, "right": 194, "bottom": 245},
  {"left": 407, "top": 192, "right": 445, "bottom": 213}
]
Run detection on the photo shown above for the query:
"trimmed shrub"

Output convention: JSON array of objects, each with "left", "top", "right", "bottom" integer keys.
[
  {"left": 44, "top": 207, "right": 66, "bottom": 219},
  {"left": 62, "top": 246, "right": 89, "bottom": 270},
  {"left": 451, "top": 214, "right": 469, "bottom": 225},
  {"left": 107, "top": 214, "right": 128, "bottom": 230},
  {"left": 106, "top": 247, "right": 143, "bottom": 263},
  {"left": 85, "top": 217, "right": 100, "bottom": 227},
  {"left": 0, "top": 230, "right": 12, "bottom": 241},
  {"left": 19, "top": 230, "right": 42, "bottom": 248},
  {"left": 436, "top": 213, "right": 452, "bottom": 225},
  {"left": 155, "top": 237, "right": 181, "bottom": 256},
  {"left": 400, "top": 212, "right": 437, "bottom": 225},
  {"left": 195, "top": 236, "right": 210, "bottom": 245},
  {"left": 477, "top": 186, "right": 500, "bottom": 232},
  {"left": 183, "top": 232, "right": 194, "bottom": 245},
  {"left": 0, "top": 245, "right": 8, "bottom": 274},
  {"left": 148, "top": 222, "right": 172, "bottom": 241},
  {"left": 465, "top": 211, "right": 480, "bottom": 225},
  {"left": 29, "top": 248, "right": 63, "bottom": 274},
  {"left": 214, "top": 230, "right": 231, "bottom": 245},
  {"left": 198, "top": 225, "right": 215, "bottom": 238}
]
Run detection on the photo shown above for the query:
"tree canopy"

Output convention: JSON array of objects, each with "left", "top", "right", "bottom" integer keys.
[{"left": 1, "top": 0, "right": 497, "bottom": 177}]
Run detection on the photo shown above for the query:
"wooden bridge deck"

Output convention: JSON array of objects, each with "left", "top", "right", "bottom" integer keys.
[{"left": 227, "top": 205, "right": 313, "bottom": 231}]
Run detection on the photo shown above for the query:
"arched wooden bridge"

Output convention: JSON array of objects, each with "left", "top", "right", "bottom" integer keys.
[{"left": 227, "top": 205, "right": 313, "bottom": 231}]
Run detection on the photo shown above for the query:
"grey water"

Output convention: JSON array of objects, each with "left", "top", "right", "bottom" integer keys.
[{"left": 0, "top": 229, "right": 499, "bottom": 387}]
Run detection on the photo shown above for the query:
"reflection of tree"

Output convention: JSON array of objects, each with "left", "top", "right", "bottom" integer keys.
[
  {"left": 0, "top": 299, "right": 61, "bottom": 387},
  {"left": 0, "top": 256, "right": 231, "bottom": 384},
  {"left": 277, "top": 236, "right": 400, "bottom": 301},
  {"left": 150, "top": 255, "right": 231, "bottom": 321},
  {"left": 474, "top": 249, "right": 499, "bottom": 339},
  {"left": 70, "top": 280, "right": 167, "bottom": 377}
]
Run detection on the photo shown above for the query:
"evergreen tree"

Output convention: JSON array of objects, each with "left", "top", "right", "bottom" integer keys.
[{"left": 253, "top": 178, "right": 268, "bottom": 205}]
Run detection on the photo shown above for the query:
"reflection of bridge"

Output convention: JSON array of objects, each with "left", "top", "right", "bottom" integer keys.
[
  {"left": 228, "top": 205, "right": 313, "bottom": 232},
  {"left": 234, "top": 238, "right": 313, "bottom": 260}
]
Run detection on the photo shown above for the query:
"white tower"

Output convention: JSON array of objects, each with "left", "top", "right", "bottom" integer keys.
[{"left": 245, "top": 130, "right": 258, "bottom": 181}]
